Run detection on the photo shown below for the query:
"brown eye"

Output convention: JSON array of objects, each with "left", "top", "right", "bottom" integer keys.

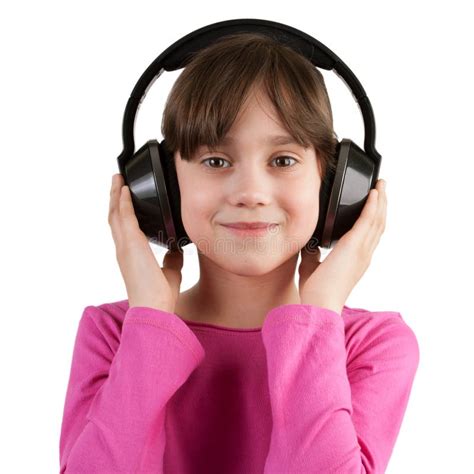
[
  {"left": 271, "top": 156, "right": 298, "bottom": 168},
  {"left": 200, "top": 156, "right": 299, "bottom": 169},
  {"left": 201, "top": 157, "right": 230, "bottom": 169}
]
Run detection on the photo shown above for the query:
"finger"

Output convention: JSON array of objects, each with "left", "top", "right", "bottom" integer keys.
[
  {"left": 163, "top": 248, "right": 184, "bottom": 271},
  {"left": 377, "top": 180, "right": 387, "bottom": 234},
  {"left": 369, "top": 180, "right": 385, "bottom": 229},
  {"left": 109, "top": 174, "right": 122, "bottom": 219},
  {"left": 109, "top": 173, "right": 124, "bottom": 194},
  {"left": 109, "top": 175, "right": 124, "bottom": 244},
  {"left": 350, "top": 187, "right": 379, "bottom": 237},
  {"left": 119, "top": 185, "right": 141, "bottom": 235},
  {"left": 298, "top": 245, "right": 321, "bottom": 277},
  {"left": 367, "top": 180, "right": 387, "bottom": 251}
]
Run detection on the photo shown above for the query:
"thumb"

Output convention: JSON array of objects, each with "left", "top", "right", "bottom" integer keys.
[
  {"left": 298, "top": 246, "right": 321, "bottom": 283},
  {"left": 162, "top": 248, "right": 184, "bottom": 292}
]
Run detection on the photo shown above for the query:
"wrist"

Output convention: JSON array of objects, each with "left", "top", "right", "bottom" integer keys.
[
  {"left": 129, "top": 300, "right": 175, "bottom": 314},
  {"left": 300, "top": 297, "right": 343, "bottom": 315}
]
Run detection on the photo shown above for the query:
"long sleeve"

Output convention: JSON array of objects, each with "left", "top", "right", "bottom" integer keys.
[
  {"left": 261, "top": 304, "right": 419, "bottom": 474},
  {"left": 59, "top": 304, "right": 206, "bottom": 473}
]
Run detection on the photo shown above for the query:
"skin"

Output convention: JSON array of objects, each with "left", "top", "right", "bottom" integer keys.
[
  {"left": 171, "top": 84, "right": 386, "bottom": 329},
  {"left": 173, "top": 85, "right": 321, "bottom": 329},
  {"left": 101, "top": 82, "right": 382, "bottom": 330},
  {"left": 298, "top": 178, "right": 386, "bottom": 315}
]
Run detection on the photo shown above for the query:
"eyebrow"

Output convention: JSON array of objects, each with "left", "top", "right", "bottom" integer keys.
[{"left": 216, "top": 134, "right": 304, "bottom": 147}]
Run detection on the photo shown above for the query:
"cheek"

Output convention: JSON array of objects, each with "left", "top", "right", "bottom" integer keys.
[
  {"left": 179, "top": 185, "right": 217, "bottom": 238},
  {"left": 175, "top": 161, "right": 216, "bottom": 237},
  {"left": 282, "top": 182, "right": 320, "bottom": 240}
]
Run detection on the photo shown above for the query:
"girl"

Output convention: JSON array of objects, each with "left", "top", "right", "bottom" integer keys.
[{"left": 59, "top": 33, "right": 419, "bottom": 473}]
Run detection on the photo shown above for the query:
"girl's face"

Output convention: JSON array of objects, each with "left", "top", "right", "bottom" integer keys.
[{"left": 174, "top": 88, "right": 322, "bottom": 275}]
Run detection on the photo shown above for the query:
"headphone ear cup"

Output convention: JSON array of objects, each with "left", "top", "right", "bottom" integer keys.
[
  {"left": 122, "top": 139, "right": 191, "bottom": 250},
  {"left": 158, "top": 139, "right": 191, "bottom": 248},
  {"left": 311, "top": 139, "right": 377, "bottom": 249},
  {"left": 309, "top": 155, "right": 336, "bottom": 250}
]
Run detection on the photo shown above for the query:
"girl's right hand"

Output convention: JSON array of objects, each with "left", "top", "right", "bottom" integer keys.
[{"left": 108, "top": 173, "right": 184, "bottom": 313}]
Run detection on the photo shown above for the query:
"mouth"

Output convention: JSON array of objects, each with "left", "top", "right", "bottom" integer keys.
[
  {"left": 221, "top": 222, "right": 277, "bottom": 229},
  {"left": 220, "top": 223, "right": 279, "bottom": 237}
]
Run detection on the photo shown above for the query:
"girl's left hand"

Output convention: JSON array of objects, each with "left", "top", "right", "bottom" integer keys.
[{"left": 298, "top": 178, "right": 387, "bottom": 315}]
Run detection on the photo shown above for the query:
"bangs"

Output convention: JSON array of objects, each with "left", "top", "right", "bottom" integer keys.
[{"left": 161, "top": 32, "right": 339, "bottom": 179}]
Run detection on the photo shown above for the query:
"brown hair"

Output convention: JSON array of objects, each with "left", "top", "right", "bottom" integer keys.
[{"left": 161, "top": 32, "right": 339, "bottom": 182}]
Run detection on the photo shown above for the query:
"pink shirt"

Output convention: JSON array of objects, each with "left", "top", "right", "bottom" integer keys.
[{"left": 59, "top": 299, "right": 419, "bottom": 473}]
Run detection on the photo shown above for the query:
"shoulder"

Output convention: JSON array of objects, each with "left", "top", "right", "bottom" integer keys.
[{"left": 341, "top": 304, "right": 420, "bottom": 368}]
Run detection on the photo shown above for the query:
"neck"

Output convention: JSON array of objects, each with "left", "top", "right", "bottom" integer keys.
[{"left": 179, "top": 252, "right": 301, "bottom": 329}]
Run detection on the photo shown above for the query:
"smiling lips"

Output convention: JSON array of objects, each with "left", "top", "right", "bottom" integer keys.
[
  {"left": 222, "top": 222, "right": 276, "bottom": 229},
  {"left": 221, "top": 222, "right": 279, "bottom": 237}
]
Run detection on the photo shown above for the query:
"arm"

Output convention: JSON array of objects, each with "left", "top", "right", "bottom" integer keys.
[
  {"left": 59, "top": 305, "right": 205, "bottom": 473},
  {"left": 261, "top": 304, "right": 419, "bottom": 474}
]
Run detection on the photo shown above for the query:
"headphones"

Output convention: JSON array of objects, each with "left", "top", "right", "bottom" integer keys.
[{"left": 116, "top": 18, "right": 382, "bottom": 250}]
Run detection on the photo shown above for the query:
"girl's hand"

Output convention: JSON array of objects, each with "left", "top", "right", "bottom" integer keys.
[
  {"left": 298, "top": 179, "right": 387, "bottom": 315},
  {"left": 108, "top": 173, "right": 183, "bottom": 313}
]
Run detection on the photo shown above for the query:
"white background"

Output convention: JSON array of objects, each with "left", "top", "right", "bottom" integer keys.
[{"left": 1, "top": 1, "right": 473, "bottom": 473}]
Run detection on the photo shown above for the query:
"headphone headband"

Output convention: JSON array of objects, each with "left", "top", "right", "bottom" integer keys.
[{"left": 117, "top": 18, "right": 381, "bottom": 175}]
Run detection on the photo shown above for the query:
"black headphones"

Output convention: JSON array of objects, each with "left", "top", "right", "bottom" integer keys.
[{"left": 116, "top": 18, "right": 382, "bottom": 250}]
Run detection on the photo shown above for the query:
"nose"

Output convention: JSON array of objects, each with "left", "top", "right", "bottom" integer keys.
[{"left": 227, "top": 164, "right": 272, "bottom": 208}]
